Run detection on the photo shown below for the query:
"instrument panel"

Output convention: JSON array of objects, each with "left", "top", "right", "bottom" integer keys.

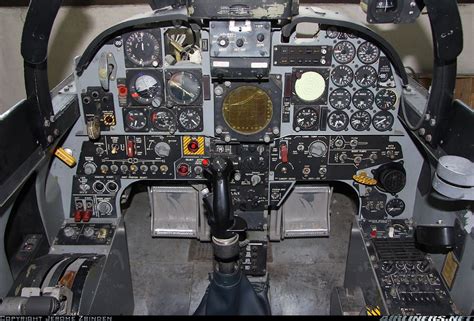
[{"left": 73, "top": 20, "right": 412, "bottom": 225}]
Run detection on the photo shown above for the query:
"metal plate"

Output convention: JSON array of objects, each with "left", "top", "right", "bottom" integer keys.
[
  {"left": 149, "top": 186, "right": 200, "bottom": 238},
  {"left": 280, "top": 185, "right": 332, "bottom": 238}
]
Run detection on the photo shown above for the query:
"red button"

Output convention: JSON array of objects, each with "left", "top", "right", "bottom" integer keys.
[
  {"left": 177, "top": 163, "right": 189, "bottom": 177},
  {"left": 118, "top": 85, "right": 128, "bottom": 97},
  {"left": 370, "top": 228, "right": 377, "bottom": 238},
  {"left": 280, "top": 143, "right": 288, "bottom": 163},
  {"left": 202, "top": 159, "right": 210, "bottom": 167},
  {"left": 82, "top": 210, "right": 92, "bottom": 223},
  {"left": 188, "top": 140, "right": 199, "bottom": 153},
  {"left": 74, "top": 211, "right": 83, "bottom": 222}
]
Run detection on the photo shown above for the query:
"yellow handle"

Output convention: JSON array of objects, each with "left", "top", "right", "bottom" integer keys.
[{"left": 54, "top": 147, "right": 77, "bottom": 168}]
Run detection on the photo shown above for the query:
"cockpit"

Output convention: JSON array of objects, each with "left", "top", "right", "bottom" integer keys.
[{"left": 0, "top": 0, "right": 472, "bottom": 316}]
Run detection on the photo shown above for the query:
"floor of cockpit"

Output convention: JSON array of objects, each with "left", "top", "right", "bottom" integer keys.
[{"left": 124, "top": 189, "right": 356, "bottom": 315}]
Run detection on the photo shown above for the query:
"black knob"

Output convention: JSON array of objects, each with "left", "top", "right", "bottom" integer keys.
[
  {"left": 375, "top": 163, "right": 406, "bottom": 194},
  {"left": 257, "top": 33, "right": 265, "bottom": 42},
  {"left": 236, "top": 38, "right": 244, "bottom": 47}
]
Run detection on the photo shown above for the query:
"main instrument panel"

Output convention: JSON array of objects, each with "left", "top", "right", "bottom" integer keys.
[{"left": 71, "top": 17, "right": 417, "bottom": 230}]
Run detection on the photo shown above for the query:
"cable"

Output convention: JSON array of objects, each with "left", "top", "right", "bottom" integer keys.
[{"left": 400, "top": 86, "right": 429, "bottom": 131}]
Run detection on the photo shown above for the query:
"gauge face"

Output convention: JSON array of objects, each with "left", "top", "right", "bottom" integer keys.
[
  {"left": 386, "top": 198, "right": 405, "bottom": 217},
  {"left": 372, "top": 111, "right": 394, "bottom": 131},
  {"left": 333, "top": 41, "right": 356, "bottom": 64},
  {"left": 124, "top": 109, "right": 148, "bottom": 131},
  {"left": 352, "top": 89, "right": 375, "bottom": 110},
  {"left": 295, "top": 107, "right": 319, "bottom": 130},
  {"left": 331, "top": 65, "right": 354, "bottom": 87},
  {"left": 327, "top": 110, "right": 349, "bottom": 131},
  {"left": 129, "top": 72, "right": 163, "bottom": 105},
  {"left": 375, "top": 89, "right": 397, "bottom": 110},
  {"left": 294, "top": 71, "right": 326, "bottom": 102},
  {"left": 350, "top": 111, "right": 371, "bottom": 131},
  {"left": 326, "top": 27, "right": 339, "bottom": 39},
  {"left": 167, "top": 71, "right": 202, "bottom": 105},
  {"left": 178, "top": 108, "right": 201, "bottom": 131},
  {"left": 222, "top": 86, "right": 273, "bottom": 135},
  {"left": 329, "top": 88, "right": 351, "bottom": 110},
  {"left": 151, "top": 108, "right": 175, "bottom": 131},
  {"left": 125, "top": 31, "right": 161, "bottom": 67},
  {"left": 357, "top": 42, "right": 380, "bottom": 64},
  {"left": 355, "top": 66, "right": 378, "bottom": 87}
]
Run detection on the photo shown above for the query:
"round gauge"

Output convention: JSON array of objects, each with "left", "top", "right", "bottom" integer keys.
[
  {"left": 151, "top": 108, "right": 175, "bottom": 131},
  {"left": 124, "top": 109, "right": 148, "bottom": 131},
  {"left": 386, "top": 198, "right": 405, "bottom": 217},
  {"left": 333, "top": 41, "right": 356, "bottom": 64},
  {"left": 178, "top": 108, "right": 201, "bottom": 131},
  {"left": 167, "top": 71, "right": 202, "bottom": 105},
  {"left": 222, "top": 86, "right": 273, "bottom": 135},
  {"left": 329, "top": 88, "right": 351, "bottom": 110},
  {"left": 355, "top": 66, "right": 378, "bottom": 87},
  {"left": 294, "top": 71, "right": 326, "bottom": 102},
  {"left": 295, "top": 107, "right": 319, "bottom": 130},
  {"left": 372, "top": 111, "right": 394, "bottom": 131},
  {"left": 326, "top": 26, "right": 339, "bottom": 39},
  {"left": 350, "top": 111, "right": 371, "bottom": 131},
  {"left": 357, "top": 42, "right": 380, "bottom": 64},
  {"left": 125, "top": 31, "right": 161, "bottom": 67},
  {"left": 327, "top": 110, "right": 349, "bottom": 131},
  {"left": 331, "top": 65, "right": 354, "bottom": 87},
  {"left": 352, "top": 89, "right": 375, "bottom": 110},
  {"left": 375, "top": 89, "right": 397, "bottom": 110},
  {"left": 129, "top": 72, "right": 163, "bottom": 105}
]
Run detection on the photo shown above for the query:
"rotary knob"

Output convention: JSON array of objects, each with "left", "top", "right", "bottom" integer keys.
[
  {"left": 309, "top": 141, "right": 327, "bottom": 157},
  {"left": 217, "top": 36, "right": 229, "bottom": 47},
  {"left": 154, "top": 142, "right": 171, "bottom": 157}
]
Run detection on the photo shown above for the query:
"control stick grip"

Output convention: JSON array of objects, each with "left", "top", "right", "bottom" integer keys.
[{"left": 205, "top": 157, "right": 235, "bottom": 239}]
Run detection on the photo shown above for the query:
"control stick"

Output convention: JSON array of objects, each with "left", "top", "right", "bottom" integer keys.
[{"left": 195, "top": 157, "right": 271, "bottom": 315}]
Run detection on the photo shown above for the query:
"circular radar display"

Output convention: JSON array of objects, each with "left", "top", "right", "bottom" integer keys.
[
  {"left": 350, "top": 111, "right": 371, "bottom": 131},
  {"left": 167, "top": 71, "right": 202, "bottom": 105},
  {"left": 151, "top": 108, "right": 175, "bottom": 131},
  {"left": 331, "top": 65, "right": 354, "bottom": 87},
  {"left": 357, "top": 42, "right": 380, "bottom": 64},
  {"left": 329, "top": 88, "right": 351, "bottom": 110},
  {"left": 295, "top": 107, "right": 319, "bottom": 130},
  {"left": 129, "top": 72, "right": 163, "bottom": 105},
  {"left": 125, "top": 31, "right": 160, "bottom": 67},
  {"left": 372, "top": 111, "right": 394, "bottom": 131},
  {"left": 178, "top": 108, "right": 201, "bottom": 131},
  {"left": 294, "top": 71, "right": 326, "bottom": 102},
  {"left": 222, "top": 86, "right": 273, "bottom": 135},
  {"left": 328, "top": 110, "right": 349, "bottom": 131},
  {"left": 124, "top": 109, "right": 148, "bottom": 131},
  {"left": 355, "top": 66, "right": 378, "bottom": 87},
  {"left": 386, "top": 198, "right": 405, "bottom": 217},
  {"left": 333, "top": 41, "right": 356, "bottom": 64},
  {"left": 352, "top": 89, "right": 374, "bottom": 110},
  {"left": 375, "top": 89, "right": 397, "bottom": 110}
]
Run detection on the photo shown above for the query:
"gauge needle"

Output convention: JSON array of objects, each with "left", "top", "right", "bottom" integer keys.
[
  {"left": 169, "top": 80, "right": 195, "bottom": 98},
  {"left": 376, "top": 118, "right": 386, "bottom": 125}
]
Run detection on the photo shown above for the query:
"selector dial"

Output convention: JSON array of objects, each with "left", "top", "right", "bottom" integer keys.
[
  {"left": 154, "top": 142, "right": 171, "bottom": 157},
  {"left": 309, "top": 141, "right": 328, "bottom": 157}
]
